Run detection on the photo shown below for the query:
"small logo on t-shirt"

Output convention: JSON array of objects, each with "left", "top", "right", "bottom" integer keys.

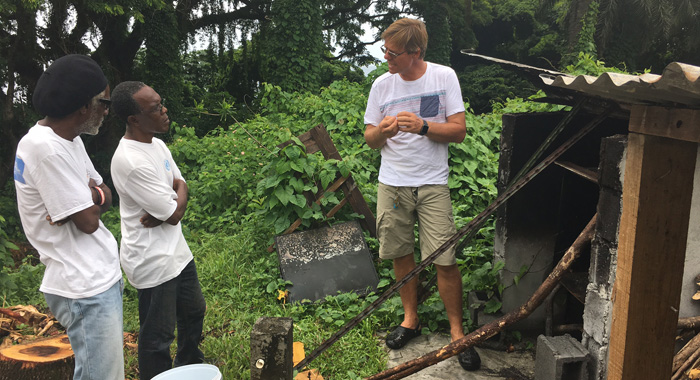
[
  {"left": 14, "top": 157, "right": 26, "bottom": 184},
  {"left": 164, "top": 159, "right": 171, "bottom": 171}
]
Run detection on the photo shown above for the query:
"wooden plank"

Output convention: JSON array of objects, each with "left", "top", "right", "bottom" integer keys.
[
  {"left": 309, "top": 125, "right": 377, "bottom": 237},
  {"left": 607, "top": 119, "right": 697, "bottom": 380},
  {"left": 309, "top": 125, "right": 341, "bottom": 160},
  {"left": 629, "top": 105, "right": 700, "bottom": 143},
  {"left": 277, "top": 130, "right": 320, "bottom": 154}
]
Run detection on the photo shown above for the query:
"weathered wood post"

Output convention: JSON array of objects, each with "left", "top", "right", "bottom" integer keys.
[
  {"left": 608, "top": 106, "right": 700, "bottom": 380},
  {"left": 250, "top": 317, "right": 293, "bottom": 380}
]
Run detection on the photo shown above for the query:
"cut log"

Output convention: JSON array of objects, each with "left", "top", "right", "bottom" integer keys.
[
  {"left": 0, "top": 334, "right": 74, "bottom": 380},
  {"left": 679, "top": 316, "right": 700, "bottom": 331}
]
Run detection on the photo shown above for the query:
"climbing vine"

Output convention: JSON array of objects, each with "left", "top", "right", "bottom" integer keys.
[{"left": 261, "top": 0, "right": 324, "bottom": 93}]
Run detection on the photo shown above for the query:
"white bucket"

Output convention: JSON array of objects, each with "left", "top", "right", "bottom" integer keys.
[{"left": 151, "top": 364, "right": 222, "bottom": 380}]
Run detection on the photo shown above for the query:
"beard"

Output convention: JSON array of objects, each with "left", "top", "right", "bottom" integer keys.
[{"left": 77, "top": 109, "right": 104, "bottom": 135}]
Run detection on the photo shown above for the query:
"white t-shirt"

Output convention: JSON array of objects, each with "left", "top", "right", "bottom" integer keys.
[
  {"left": 14, "top": 124, "right": 121, "bottom": 299},
  {"left": 111, "top": 137, "right": 193, "bottom": 289},
  {"left": 364, "top": 62, "right": 465, "bottom": 187}
]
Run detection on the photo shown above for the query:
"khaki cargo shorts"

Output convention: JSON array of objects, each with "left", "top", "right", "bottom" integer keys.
[{"left": 376, "top": 183, "right": 457, "bottom": 266}]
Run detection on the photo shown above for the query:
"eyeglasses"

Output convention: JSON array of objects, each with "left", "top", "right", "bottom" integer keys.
[
  {"left": 98, "top": 98, "right": 111, "bottom": 109},
  {"left": 380, "top": 45, "right": 406, "bottom": 58},
  {"left": 147, "top": 99, "right": 166, "bottom": 114}
]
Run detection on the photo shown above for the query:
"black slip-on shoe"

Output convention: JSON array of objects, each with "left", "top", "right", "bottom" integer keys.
[
  {"left": 458, "top": 347, "right": 481, "bottom": 371},
  {"left": 385, "top": 325, "right": 422, "bottom": 349}
]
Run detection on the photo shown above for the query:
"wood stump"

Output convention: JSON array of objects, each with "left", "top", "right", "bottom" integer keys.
[{"left": 0, "top": 334, "right": 74, "bottom": 380}]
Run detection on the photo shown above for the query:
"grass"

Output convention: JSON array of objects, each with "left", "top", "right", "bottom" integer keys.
[{"left": 120, "top": 214, "right": 397, "bottom": 379}]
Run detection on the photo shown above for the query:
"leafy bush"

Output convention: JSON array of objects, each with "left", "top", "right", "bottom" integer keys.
[
  {"left": 0, "top": 213, "right": 44, "bottom": 305},
  {"left": 255, "top": 142, "right": 352, "bottom": 235},
  {"left": 0, "top": 215, "right": 19, "bottom": 295}
]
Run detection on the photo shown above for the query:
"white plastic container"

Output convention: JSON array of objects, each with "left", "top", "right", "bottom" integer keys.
[{"left": 151, "top": 364, "right": 222, "bottom": 380}]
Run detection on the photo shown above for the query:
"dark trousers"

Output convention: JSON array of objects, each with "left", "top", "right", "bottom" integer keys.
[{"left": 137, "top": 259, "right": 206, "bottom": 380}]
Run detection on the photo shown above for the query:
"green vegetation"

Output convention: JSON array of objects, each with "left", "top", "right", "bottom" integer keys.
[
  {"left": 0, "top": 52, "right": 630, "bottom": 377},
  {"left": 0, "top": 0, "right": 693, "bottom": 376},
  {"left": 1, "top": 67, "right": 520, "bottom": 378}
]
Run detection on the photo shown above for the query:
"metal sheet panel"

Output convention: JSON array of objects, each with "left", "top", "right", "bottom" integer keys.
[
  {"left": 275, "top": 220, "right": 379, "bottom": 302},
  {"left": 540, "top": 62, "right": 700, "bottom": 107},
  {"left": 460, "top": 52, "right": 700, "bottom": 108}
]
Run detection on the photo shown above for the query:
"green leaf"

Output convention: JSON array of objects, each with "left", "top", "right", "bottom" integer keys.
[
  {"left": 2, "top": 241, "right": 18, "bottom": 250},
  {"left": 274, "top": 186, "right": 293, "bottom": 206},
  {"left": 319, "top": 170, "right": 335, "bottom": 189},
  {"left": 290, "top": 194, "right": 307, "bottom": 208},
  {"left": 337, "top": 161, "right": 351, "bottom": 178},
  {"left": 483, "top": 299, "right": 502, "bottom": 314},
  {"left": 274, "top": 217, "right": 289, "bottom": 234},
  {"left": 266, "top": 281, "right": 276, "bottom": 293}
]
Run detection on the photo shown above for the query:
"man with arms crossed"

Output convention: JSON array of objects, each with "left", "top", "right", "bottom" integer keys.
[
  {"left": 14, "top": 54, "right": 124, "bottom": 379},
  {"left": 364, "top": 18, "right": 481, "bottom": 371},
  {"left": 110, "top": 81, "right": 206, "bottom": 380}
]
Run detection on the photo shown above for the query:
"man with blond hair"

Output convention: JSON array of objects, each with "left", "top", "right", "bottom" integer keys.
[{"left": 364, "top": 18, "right": 481, "bottom": 371}]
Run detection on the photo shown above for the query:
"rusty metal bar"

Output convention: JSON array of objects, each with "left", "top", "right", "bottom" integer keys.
[{"left": 555, "top": 161, "right": 598, "bottom": 183}]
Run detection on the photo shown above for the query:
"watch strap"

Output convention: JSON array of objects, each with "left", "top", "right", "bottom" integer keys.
[{"left": 419, "top": 119, "right": 429, "bottom": 136}]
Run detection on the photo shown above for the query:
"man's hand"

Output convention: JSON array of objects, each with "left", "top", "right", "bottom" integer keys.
[
  {"left": 46, "top": 214, "right": 68, "bottom": 226},
  {"left": 377, "top": 115, "right": 400, "bottom": 138},
  {"left": 140, "top": 213, "right": 164, "bottom": 228},
  {"left": 396, "top": 111, "right": 422, "bottom": 134},
  {"left": 365, "top": 116, "right": 400, "bottom": 149}
]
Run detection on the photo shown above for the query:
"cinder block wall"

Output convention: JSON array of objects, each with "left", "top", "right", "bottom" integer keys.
[
  {"left": 494, "top": 113, "right": 628, "bottom": 333},
  {"left": 582, "top": 136, "right": 700, "bottom": 380},
  {"left": 581, "top": 135, "right": 626, "bottom": 380}
]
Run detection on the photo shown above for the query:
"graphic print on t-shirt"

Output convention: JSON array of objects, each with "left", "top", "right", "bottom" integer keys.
[
  {"left": 379, "top": 90, "right": 446, "bottom": 119},
  {"left": 14, "top": 157, "right": 26, "bottom": 184}
]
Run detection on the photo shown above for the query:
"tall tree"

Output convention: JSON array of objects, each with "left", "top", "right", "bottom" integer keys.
[
  {"left": 413, "top": 0, "right": 453, "bottom": 66},
  {"left": 0, "top": 0, "right": 410, "bottom": 186},
  {"left": 261, "top": 0, "right": 324, "bottom": 93}
]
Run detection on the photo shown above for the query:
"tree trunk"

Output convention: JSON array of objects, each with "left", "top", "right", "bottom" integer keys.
[
  {"left": 0, "top": 334, "right": 74, "bottom": 380},
  {"left": 566, "top": 0, "right": 595, "bottom": 52}
]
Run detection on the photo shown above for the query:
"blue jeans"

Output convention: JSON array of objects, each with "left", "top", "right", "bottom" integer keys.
[
  {"left": 44, "top": 279, "right": 124, "bottom": 380},
  {"left": 137, "top": 259, "right": 206, "bottom": 380}
]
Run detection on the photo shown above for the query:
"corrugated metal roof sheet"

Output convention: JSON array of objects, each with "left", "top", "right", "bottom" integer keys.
[
  {"left": 461, "top": 52, "right": 700, "bottom": 108},
  {"left": 540, "top": 62, "right": 700, "bottom": 108}
]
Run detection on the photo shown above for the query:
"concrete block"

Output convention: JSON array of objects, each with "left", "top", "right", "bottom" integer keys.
[
  {"left": 582, "top": 286, "right": 612, "bottom": 345},
  {"left": 580, "top": 336, "right": 608, "bottom": 380},
  {"left": 597, "top": 135, "right": 627, "bottom": 192},
  {"left": 535, "top": 334, "right": 589, "bottom": 380},
  {"left": 594, "top": 188, "right": 622, "bottom": 244},
  {"left": 588, "top": 237, "right": 616, "bottom": 289}
]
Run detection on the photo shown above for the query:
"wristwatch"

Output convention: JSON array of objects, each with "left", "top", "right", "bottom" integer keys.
[{"left": 419, "top": 119, "right": 429, "bottom": 136}]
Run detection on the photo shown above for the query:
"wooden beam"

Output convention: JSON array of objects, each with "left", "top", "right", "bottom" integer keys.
[
  {"left": 608, "top": 106, "right": 699, "bottom": 380},
  {"left": 309, "top": 125, "right": 377, "bottom": 237},
  {"left": 629, "top": 105, "right": 700, "bottom": 143}
]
